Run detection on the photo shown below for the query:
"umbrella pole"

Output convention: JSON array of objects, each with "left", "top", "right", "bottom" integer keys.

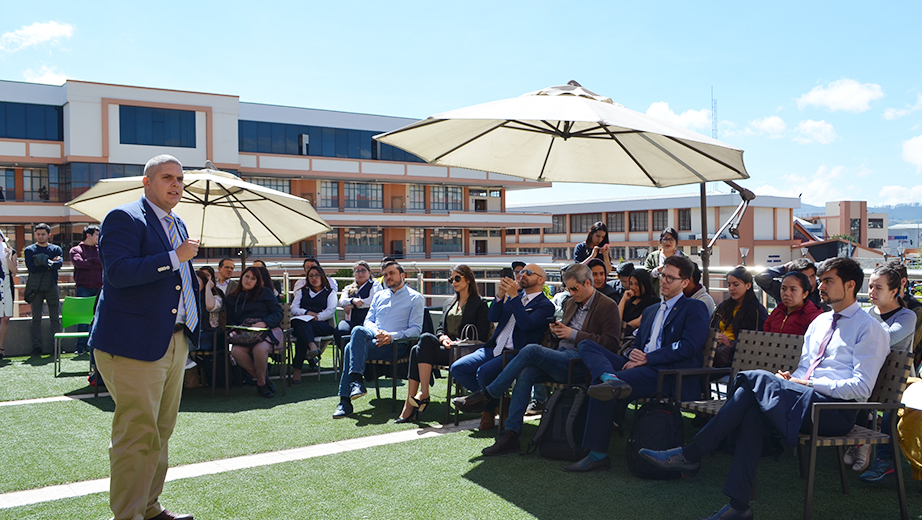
[{"left": 699, "top": 183, "right": 710, "bottom": 291}]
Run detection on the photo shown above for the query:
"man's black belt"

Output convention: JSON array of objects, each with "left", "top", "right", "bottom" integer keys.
[{"left": 173, "top": 323, "right": 185, "bottom": 332}]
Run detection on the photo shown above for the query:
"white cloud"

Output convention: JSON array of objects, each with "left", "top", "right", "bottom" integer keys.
[
  {"left": 645, "top": 102, "right": 711, "bottom": 131},
  {"left": 22, "top": 66, "right": 68, "bottom": 85},
  {"left": 884, "top": 93, "right": 922, "bottom": 120},
  {"left": 879, "top": 185, "right": 922, "bottom": 205},
  {"left": 0, "top": 21, "right": 74, "bottom": 52},
  {"left": 796, "top": 79, "right": 884, "bottom": 112},
  {"left": 753, "top": 165, "right": 850, "bottom": 206},
  {"left": 903, "top": 135, "right": 922, "bottom": 173},
  {"left": 793, "top": 119, "right": 838, "bottom": 144},
  {"left": 746, "top": 115, "right": 786, "bottom": 138}
]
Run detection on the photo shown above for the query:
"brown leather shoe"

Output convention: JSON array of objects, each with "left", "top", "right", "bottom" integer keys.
[
  {"left": 482, "top": 430, "right": 521, "bottom": 456},
  {"left": 479, "top": 410, "right": 496, "bottom": 430},
  {"left": 145, "top": 510, "right": 194, "bottom": 520}
]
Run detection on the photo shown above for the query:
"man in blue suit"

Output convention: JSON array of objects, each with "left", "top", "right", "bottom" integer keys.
[
  {"left": 451, "top": 263, "right": 555, "bottom": 430},
  {"left": 563, "top": 255, "right": 709, "bottom": 473},
  {"left": 90, "top": 155, "right": 200, "bottom": 520}
]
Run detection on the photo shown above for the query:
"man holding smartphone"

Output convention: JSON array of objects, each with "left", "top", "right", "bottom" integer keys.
[{"left": 450, "top": 263, "right": 555, "bottom": 430}]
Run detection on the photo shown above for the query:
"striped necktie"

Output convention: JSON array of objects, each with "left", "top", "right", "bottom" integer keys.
[
  {"left": 804, "top": 313, "right": 841, "bottom": 380},
  {"left": 164, "top": 214, "right": 198, "bottom": 332}
]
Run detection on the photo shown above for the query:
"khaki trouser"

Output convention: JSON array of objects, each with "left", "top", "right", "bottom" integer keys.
[{"left": 95, "top": 330, "right": 187, "bottom": 520}]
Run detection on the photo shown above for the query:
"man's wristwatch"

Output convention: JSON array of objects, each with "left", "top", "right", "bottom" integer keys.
[{"left": 806, "top": 379, "right": 814, "bottom": 388}]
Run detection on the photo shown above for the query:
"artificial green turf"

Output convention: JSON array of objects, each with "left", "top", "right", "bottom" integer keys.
[{"left": 2, "top": 353, "right": 922, "bottom": 519}]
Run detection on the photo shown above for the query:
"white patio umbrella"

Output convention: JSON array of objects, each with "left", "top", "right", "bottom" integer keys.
[
  {"left": 66, "top": 165, "right": 331, "bottom": 260},
  {"left": 375, "top": 81, "right": 755, "bottom": 284}
]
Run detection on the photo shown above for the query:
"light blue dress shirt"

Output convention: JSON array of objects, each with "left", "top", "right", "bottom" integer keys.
[
  {"left": 792, "top": 301, "right": 890, "bottom": 401},
  {"left": 363, "top": 283, "right": 424, "bottom": 340},
  {"left": 145, "top": 197, "right": 188, "bottom": 325}
]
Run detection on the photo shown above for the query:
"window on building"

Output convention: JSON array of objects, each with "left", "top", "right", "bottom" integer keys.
[
  {"left": 432, "top": 228, "right": 463, "bottom": 253},
  {"left": 23, "top": 168, "right": 50, "bottom": 201},
  {"left": 629, "top": 211, "right": 648, "bottom": 232},
  {"left": 247, "top": 176, "right": 290, "bottom": 194},
  {"left": 344, "top": 182, "right": 383, "bottom": 209},
  {"left": 544, "top": 247, "right": 570, "bottom": 259},
  {"left": 319, "top": 229, "right": 339, "bottom": 256},
  {"left": 470, "top": 189, "right": 488, "bottom": 197},
  {"left": 678, "top": 209, "right": 692, "bottom": 231},
  {"left": 489, "top": 190, "right": 501, "bottom": 198},
  {"left": 506, "top": 229, "right": 516, "bottom": 235},
  {"left": 628, "top": 246, "right": 649, "bottom": 259},
  {"left": 868, "top": 218, "right": 884, "bottom": 229},
  {"left": 545, "top": 215, "right": 567, "bottom": 234},
  {"left": 238, "top": 120, "right": 424, "bottom": 162},
  {"left": 407, "top": 228, "right": 425, "bottom": 255},
  {"left": 408, "top": 185, "right": 425, "bottom": 211},
  {"left": 0, "top": 225, "right": 16, "bottom": 252},
  {"left": 0, "top": 169, "right": 15, "bottom": 201},
  {"left": 0, "top": 101, "right": 63, "bottom": 141},
  {"left": 319, "top": 181, "right": 339, "bottom": 208},
  {"left": 120, "top": 106, "right": 196, "bottom": 148},
  {"left": 250, "top": 246, "right": 289, "bottom": 256},
  {"left": 652, "top": 210, "right": 668, "bottom": 231},
  {"left": 518, "top": 228, "right": 541, "bottom": 235},
  {"left": 570, "top": 213, "right": 602, "bottom": 233},
  {"left": 607, "top": 212, "right": 624, "bottom": 232},
  {"left": 610, "top": 246, "right": 626, "bottom": 261},
  {"left": 518, "top": 247, "right": 540, "bottom": 254},
  {"left": 344, "top": 227, "right": 383, "bottom": 255},
  {"left": 431, "top": 186, "right": 463, "bottom": 211}
]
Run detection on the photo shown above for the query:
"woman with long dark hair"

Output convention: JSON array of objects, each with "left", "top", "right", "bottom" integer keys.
[
  {"left": 573, "top": 221, "right": 611, "bottom": 275},
  {"left": 396, "top": 264, "right": 489, "bottom": 423},
  {"left": 195, "top": 268, "right": 225, "bottom": 352},
  {"left": 226, "top": 266, "right": 284, "bottom": 398},
  {"left": 762, "top": 271, "right": 821, "bottom": 335},
  {"left": 710, "top": 266, "right": 768, "bottom": 367},
  {"left": 617, "top": 269, "right": 660, "bottom": 337},
  {"left": 290, "top": 265, "right": 337, "bottom": 382},
  {"left": 644, "top": 227, "right": 685, "bottom": 295}
]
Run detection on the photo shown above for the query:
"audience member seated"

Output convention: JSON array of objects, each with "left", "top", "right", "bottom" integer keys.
[
  {"left": 683, "top": 263, "right": 715, "bottom": 317},
  {"left": 710, "top": 266, "right": 768, "bottom": 367},
  {"left": 639, "top": 258, "right": 889, "bottom": 520},
  {"left": 563, "top": 255, "right": 709, "bottom": 473},
  {"left": 294, "top": 257, "right": 339, "bottom": 294},
  {"left": 574, "top": 221, "right": 611, "bottom": 275},
  {"left": 889, "top": 259, "right": 922, "bottom": 367},
  {"left": 853, "top": 265, "right": 918, "bottom": 481},
  {"left": 250, "top": 260, "right": 280, "bottom": 299},
  {"left": 617, "top": 268, "right": 660, "bottom": 339},
  {"left": 755, "top": 258, "right": 829, "bottom": 312},
  {"left": 762, "top": 271, "right": 821, "bottom": 335},
  {"left": 644, "top": 227, "right": 687, "bottom": 295},
  {"left": 336, "top": 260, "right": 381, "bottom": 349},
  {"left": 195, "top": 268, "right": 225, "bottom": 353},
  {"left": 397, "top": 264, "right": 490, "bottom": 423},
  {"left": 606, "top": 261, "right": 634, "bottom": 304},
  {"left": 587, "top": 258, "right": 619, "bottom": 303},
  {"left": 450, "top": 263, "right": 554, "bottom": 430},
  {"left": 455, "top": 263, "right": 621, "bottom": 455},
  {"left": 333, "top": 260, "right": 424, "bottom": 419},
  {"left": 290, "top": 265, "right": 337, "bottom": 382},
  {"left": 215, "top": 257, "right": 236, "bottom": 295},
  {"left": 226, "top": 267, "right": 284, "bottom": 398}
]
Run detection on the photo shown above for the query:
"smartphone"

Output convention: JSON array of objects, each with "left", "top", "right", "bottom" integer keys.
[
  {"left": 547, "top": 316, "right": 558, "bottom": 325},
  {"left": 501, "top": 267, "right": 514, "bottom": 280}
]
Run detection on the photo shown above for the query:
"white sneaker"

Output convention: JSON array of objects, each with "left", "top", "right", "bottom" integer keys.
[
  {"left": 843, "top": 444, "right": 860, "bottom": 466},
  {"left": 852, "top": 444, "right": 872, "bottom": 472},
  {"left": 185, "top": 357, "right": 197, "bottom": 370}
]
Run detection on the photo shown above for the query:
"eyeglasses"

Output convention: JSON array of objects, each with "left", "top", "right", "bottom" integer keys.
[
  {"left": 660, "top": 237, "right": 676, "bottom": 243},
  {"left": 353, "top": 268, "right": 368, "bottom": 274},
  {"left": 308, "top": 273, "right": 322, "bottom": 279},
  {"left": 661, "top": 274, "right": 686, "bottom": 285},
  {"left": 447, "top": 275, "right": 462, "bottom": 283}
]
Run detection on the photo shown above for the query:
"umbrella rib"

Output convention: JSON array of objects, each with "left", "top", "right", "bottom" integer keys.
[
  {"left": 636, "top": 133, "right": 708, "bottom": 183},
  {"left": 603, "top": 129, "right": 662, "bottom": 188},
  {"left": 432, "top": 120, "right": 510, "bottom": 162},
  {"left": 664, "top": 136, "right": 746, "bottom": 177}
]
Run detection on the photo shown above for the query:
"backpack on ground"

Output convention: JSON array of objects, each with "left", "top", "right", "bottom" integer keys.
[
  {"left": 525, "top": 384, "right": 590, "bottom": 461},
  {"left": 625, "top": 399, "right": 685, "bottom": 480}
]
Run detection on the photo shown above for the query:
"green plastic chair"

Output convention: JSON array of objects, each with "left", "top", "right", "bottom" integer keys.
[{"left": 54, "top": 296, "right": 98, "bottom": 376}]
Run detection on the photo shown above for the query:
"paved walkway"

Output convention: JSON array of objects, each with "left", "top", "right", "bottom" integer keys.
[{"left": 0, "top": 417, "right": 481, "bottom": 510}]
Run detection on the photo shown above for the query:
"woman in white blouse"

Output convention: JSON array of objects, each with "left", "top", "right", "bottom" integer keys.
[{"left": 291, "top": 265, "right": 338, "bottom": 382}]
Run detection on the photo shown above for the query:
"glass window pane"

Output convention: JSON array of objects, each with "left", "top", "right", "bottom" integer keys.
[
  {"left": 239, "top": 121, "right": 257, "bottom": 152},
  {"left": 25, "top": 104, "right": 45, "bottom": 139},
  {"left": 257, "top": 122, "right": 272, "bottom": 152},
  {"left": 271, "top": 124, "right": 286, "bottom": 154}
]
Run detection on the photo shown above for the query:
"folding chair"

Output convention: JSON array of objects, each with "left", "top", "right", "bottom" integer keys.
[{"left": 54, "top": 296, "right": 97, "bottom": 376}]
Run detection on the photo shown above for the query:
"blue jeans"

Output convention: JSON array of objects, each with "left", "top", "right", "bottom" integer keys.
[
  {"left": 485, "top": 344, "right": 583, "bottom": 433},
  {"left": 337, "top": 326, "right": 408, "bottom": 397},
  {"left": 450, "top": 347, "right": 506, "bottom": 393},
  {"left": 74, "top": 286, "right": 99, "bottom": 351}
]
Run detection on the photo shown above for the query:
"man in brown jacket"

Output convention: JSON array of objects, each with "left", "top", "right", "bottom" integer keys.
[{"left": 453, "top": 263, "right": 621, "bottom": 455}]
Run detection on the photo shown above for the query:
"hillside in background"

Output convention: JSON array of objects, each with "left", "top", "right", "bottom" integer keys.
[{"left": 793, "top": 202, "right": 922, "bottom": 223}]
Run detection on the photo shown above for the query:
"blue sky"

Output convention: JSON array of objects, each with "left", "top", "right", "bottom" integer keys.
[{"left": 2, "top": 1, "right": 921, "bottom": 208}]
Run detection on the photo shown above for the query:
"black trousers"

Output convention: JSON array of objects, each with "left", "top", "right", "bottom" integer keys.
[{"left": 407, "top": 332, "right": 451, "bottom": 383}]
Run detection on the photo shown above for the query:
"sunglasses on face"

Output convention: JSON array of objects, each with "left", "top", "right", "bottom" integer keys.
[
  {"left": 520, "top": 269, "right": 537, "bottom": 277},
  {"left": 566, "top": 285, "right": 581, "bottom": 292},
  {"left": 447, "top": 275, "right": 463, "bottom": 283}
]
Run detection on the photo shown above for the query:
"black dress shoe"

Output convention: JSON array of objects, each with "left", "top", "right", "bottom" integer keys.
[
  {"left": 265, "top": 378, "right": 277, "bottom": 394},
  {"left": 698, "top": 503, "right": 753, "bottom": 520},
  {"left": 256, "top": 384, "right": 274, "bottom": 398},
  {"left": 562, "top": 454, "right": 611, "bottom": 473},
  {"left": 452, "top": 390, "right": 489, "bottom": 413},
  {"left": 587, "top": 379, "right": 633, "bottom": 401},
  {"left": 482, "top": 430, "right": 521, "bottom": 456},
  {"left": 394, "top": 409, "right": 418, "bottom": 424},
  {"left": 349, "top": 380, "right": 367, "bottom": 400},
  {"left": 333, "top": 400, "right": 353, "bottom": 418},
  {"left": 638, "top": 447, "right": 701, "bottom": 476},
  {"left": 145, "top": 510, "right": 194, "bottom": 520}
]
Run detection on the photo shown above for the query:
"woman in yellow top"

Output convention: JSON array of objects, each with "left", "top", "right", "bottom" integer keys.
[{"left": 710, "top": 266, "right": 768, "bottom": 367}]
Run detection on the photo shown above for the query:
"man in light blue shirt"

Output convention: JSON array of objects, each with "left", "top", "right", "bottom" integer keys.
[{"left": 334, "top": 260, "right": 424, "bottom": 418}]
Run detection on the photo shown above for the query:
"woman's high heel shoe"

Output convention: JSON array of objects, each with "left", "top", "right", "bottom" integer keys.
[
  {"left": 395, "top": 409, "right": 418, "bottom": 424},
  {"left": 408, "top": 395, "right": 431, "bottom": 413}
]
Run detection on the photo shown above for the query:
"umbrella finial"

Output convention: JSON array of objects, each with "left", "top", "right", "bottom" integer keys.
[
  {"left": 205, "top": 160, "right": 218, "bottom": 171},
  {"left": 567, "top": 80, "right": 582, "bottom": 87}
]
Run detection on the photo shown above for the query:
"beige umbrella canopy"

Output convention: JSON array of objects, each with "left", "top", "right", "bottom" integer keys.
[{"left": 66, "top": 165, "right": 331, "bottom": 249}]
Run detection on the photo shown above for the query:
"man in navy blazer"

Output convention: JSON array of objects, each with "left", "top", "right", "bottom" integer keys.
[
  {"left": 90, "top": 155, "right": 200, "bottom": 520},
  {"left": 450, "top": 263, "right": 555, "bottom": 429},
  {"left": 563, "top": 255, "right": 709, "bottom": 473}
]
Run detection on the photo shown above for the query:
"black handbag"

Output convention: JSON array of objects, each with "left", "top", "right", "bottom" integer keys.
[{"left": 227, "top": 318, "right": 270, "bottom": 347}]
